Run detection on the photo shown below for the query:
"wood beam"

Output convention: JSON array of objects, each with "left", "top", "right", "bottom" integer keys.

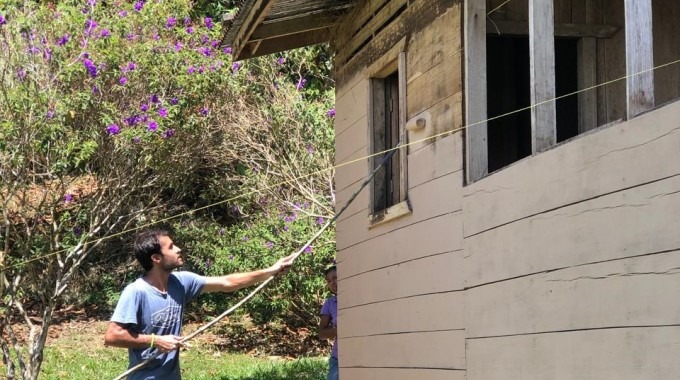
[
  {"left": 236, "top": 28, "right": 332, "bottom": 60},
  {"left": 231, "top": 0, "right": 277, "bottom": 59},
  {"left": 464, "top": 0, "right": 488, "bottom": 183},
  {"left": 487, "top": 20, "right": 619, "bottom": 38},
  {"left": 578, "top": 37, "right": 598, "bottom": 133},
  {"left": 624, "top": 0, "right": 655, "bottom": 118},
  {"left": 251, "top": 12, "right": 338, "bottom": 40},
  {"left": 529, "top": 0, "right": 557, "bottom": 153}
]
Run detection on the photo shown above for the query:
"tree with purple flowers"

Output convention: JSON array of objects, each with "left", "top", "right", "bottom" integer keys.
[{"left": 0, "top": 0, "right": 336, "bottom": 377}]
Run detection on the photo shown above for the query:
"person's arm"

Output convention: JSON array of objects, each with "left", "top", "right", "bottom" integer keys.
[
  {"left": 319, "top": 314, "right": 336, "bottom": 340},
  {"left": 104, "top": 322, "right": 182, "bottom": 353},
  {"left": 202, "top": 253, "right": 294, "bottom": 294}
]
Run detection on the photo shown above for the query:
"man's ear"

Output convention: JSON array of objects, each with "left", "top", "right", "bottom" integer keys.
[{"left": 151, "top": 252, "right": 163, "bottom": 264}]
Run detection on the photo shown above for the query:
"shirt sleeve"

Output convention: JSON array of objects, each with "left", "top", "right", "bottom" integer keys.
[
  {"left": 110, "top": 284, "right": 142, "bottom": 326},
  {"left": 174, "top": 271, "right": 206, "bottom": 303},
  {"left": 320, "top": 298, "right": 332, "bottom": 316}
]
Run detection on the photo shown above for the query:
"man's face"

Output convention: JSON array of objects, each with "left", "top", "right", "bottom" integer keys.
[
  {"left": 325, "top": 270, "right": 337, "bottom": 294},
  {"left": 156, "top": 235, "right": 183, "bottom": 270}
]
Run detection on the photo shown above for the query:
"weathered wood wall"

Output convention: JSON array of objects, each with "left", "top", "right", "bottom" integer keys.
[
  {"left": 331, "top": 0, "right": 680, "bottom": 379},
  {"left": 332, "top": 0, "right": 465, "bottom": 378}
]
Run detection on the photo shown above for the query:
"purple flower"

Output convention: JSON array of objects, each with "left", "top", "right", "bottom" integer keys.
[
  {"left": 158, "top": 108, "right": 168, "bottom": 117},
  {"left": 204, "top": 17, "right": 214, "bottom": 29},
  {"left": 187, "top": 66, "right": 195, "bottom": 74},
  {"left": 200, "top": 108, "right": 209, "bottom": 116},
  {"left": 186, "top": 26, "right": 193, "bottom": 34},
  {"left": 83, "top": 59, "right": 97, "bottom": 78},
  {"left": 228, "top": 255, "right": 234, "bottom": 261},
  {"left": 133, "top": 1, "right": 144, "bottom": 12},
  {"left": 296, "top": 78, "right": 307, "bottom": 90},
  {"left": 161, "top": 129, "right": 175, "bottom": 138},
  {"left": 27, "top": 46, "right": 40, "bottom": 54},
  {"left": 92, "top": 85, "right": 99, "bottom": 94},
  {"left": 126, "top": 62, "right": 136, "bottom": 71},
  {"left": 276, "top": 57, "right": 286, "bottom": 65},
  {"left": 198, "top": 66, "right": 204, "bottom": 74},
  {"left": 99, "top": 29, "right": 111, "bottom": 38},
  {"left": 327, "top": 108, "right": 336, "bottom": 118},
  {"left": 283, "top": 226, "right": 289, "bottom": 232},
  {"left": 317, "top": 217, "right": 325, "bottom": 225},
  {"left": 73, "top": 226, "right": 83, "bottom": 236},
  {"left": 118, "top": 10, "right": 127, "bottom": 17},
  {"left": 166, "top": 16, "right": 176, "bottom": 29},
  {"left": 56, "top": 34, "right": 69, "bottom": 46},
  {"left": 231, "top": 62, "right": 241, "bottom": 72},
  {"left": 199, "top": 47, "right": 211, "bottom": 57},
  {"left": 304, "top": 246, "right": 313, "bottom": 254},
  {"left": 242, "top": 236, "right": 249, "bottom": 241},
  {"left": 265, "top": 241, "right": 274, "bottom": 249},
  {"left": 211, "top": 40, "right": 220, "bottom": 48},
  {"left": 174, "top": 42, "right": 183, "bottom": 52},
  {"left": 152, "top": 33, "right": 159, "bottom": 41},
  {"left": 184, "top": 17, "right": 191, "bottom": 26},
  {"left": 64, "top": 193, "right": 73, "bottom": 203},
  {"left": 43, "top": 48, "right": 52, "bottom": 61},
  {"left": 223, "top": 46, "right": 232, "bottom": 55},
  {"left": 87, "top": 0, "right": 97, "bottom": 6},
  {"left": 133, "top": 136, "right": 141, "bottom": 143},
  {"left": 0, "top": 14, "right": 6, "bottom": 26},
  {"left": 147, "top": 121, "right": 158, "bottom": 132},
  {"left": 47, "top": 109, "right": 55, "bottom": 119},
  {"left": 119, "top": 76, "right": 127, "bottom": 85},
  {"left": 106, "top": 124, "right": 120, "bottom": 135},
  {"left": 140, "top": 103, "right": 148, "bottom": 112},
  {"left": 150, "top": 94, "right": 160, "bottom": 103},
  {"left": 85, "top": 18, "right": 97, "bottom": 32},
  {"left": 306, "top": 144, "right": 315, "bottom": 154},
  {"left": 170, "top": 97, "right": 178, "bottom": 105},
  {"left": 126, "top": 33, "right": 136, "bottom": 41}
]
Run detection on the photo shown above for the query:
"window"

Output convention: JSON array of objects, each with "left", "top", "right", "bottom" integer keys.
[
  {"left": 464, "top": 0, "right": 655, "bottom": 183},
  {"left": 369, "top": 52, "right": 408, "bottom": 222}
]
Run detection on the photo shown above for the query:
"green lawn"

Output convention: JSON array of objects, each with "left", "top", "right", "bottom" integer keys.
[{"left": 36, "top": 322, "right": 328, "bottom": 380}]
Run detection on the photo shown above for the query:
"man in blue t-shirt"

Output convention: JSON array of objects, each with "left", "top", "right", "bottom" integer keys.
[{"left": 104, "top": 228, "right": 294, "bottom": 380}]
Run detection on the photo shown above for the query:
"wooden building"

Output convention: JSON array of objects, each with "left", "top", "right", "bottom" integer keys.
[{"left": 224, "top": 0, "right": 680, "bottom": 378}]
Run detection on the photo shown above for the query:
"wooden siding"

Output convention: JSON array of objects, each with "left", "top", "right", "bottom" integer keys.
[{"left": 332, "top": 0, "right": 463, "bottom": 377}]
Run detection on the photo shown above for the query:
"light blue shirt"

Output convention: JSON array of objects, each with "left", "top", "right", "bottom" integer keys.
[{"left": 111, "top": 272, "right": 205, "bottom": 380}]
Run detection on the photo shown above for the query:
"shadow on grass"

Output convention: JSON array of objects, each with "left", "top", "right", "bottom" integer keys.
[{"left": 218, "top": 358, "right": 328, "bottom": 380}]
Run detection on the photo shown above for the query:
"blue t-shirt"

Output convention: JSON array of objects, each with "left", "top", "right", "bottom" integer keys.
[{"left": 110, "top": 271, "right": 205, "bottom": 380}]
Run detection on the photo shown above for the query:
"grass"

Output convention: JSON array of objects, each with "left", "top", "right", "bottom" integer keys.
[{"left": 34, "top": 322, "right": 328, "bottom": 380}]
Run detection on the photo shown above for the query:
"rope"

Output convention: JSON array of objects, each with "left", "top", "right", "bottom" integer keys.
[
  {"left": 3, "top": 57, "right": 680, "bottom": 272},
  {"left": 111, "top": 146, "right": 399, "bottom": 380}
]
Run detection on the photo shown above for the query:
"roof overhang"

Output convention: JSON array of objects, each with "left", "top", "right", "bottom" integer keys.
[{"left": 222, "top": 0, "right": 354, "bottom": 60}]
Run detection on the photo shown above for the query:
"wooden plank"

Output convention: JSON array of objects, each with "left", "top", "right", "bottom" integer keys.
[
  {"left": 339, "top": 0, "right": 409, "bottom": 65},
  {"left": 342, "top": 330, "right": 465, "bottom": 369},
  {"left": 464, "top": 0, "right": 488, "bottom": 183},
  {"left": 407, "top": 52, "right": 462, "bottom": 118},
  {"left": 553, "top": 0, "right": 572, "bottom": 23},
  {"left": 335, "top": 116, "right": 368, "bottom": 163},
  {"left": 340, "top": 251, "right": 464, "bottom": 308},
  {"left": 335, "top": 147, "right": 368, "bottom": 195},
  {"left": 407, "top": 133, "right": 462, "bottom": 188},
  {"left": 571, "top": 0, "right": 585, "bottom": 23},
  {"left": 408, "top": 93, "right": 463, "bottom": 154},
  {"left": 232, "top": 0, "right": 277, "bottom": 59},
  {"left": 250, "top": 12, "right": 338, "bottom": 40},
  {"left": 406, "top": 4, "right": 460, "bottom": 83},
  {"left": 529, "top": 0, "right": 557, "bottom": 153},
  {"left": 602, "top": 0, "right": 626, "bottom": 124},
  {"left": 577, "top": 37, "right": 598, "bottom": 132},
  {"left": 467, "top": 250, "right": 680, "bottom": 338},
  {"left": 467, "top": 327, "right": 680, "bottom": 380},
  {"left": 340, "top": 292, "right": 464, "bottom": 338},
  {"left": 624, "top": 0, "right": 655, "bottom": 118},
  {"left": 398, "top": 52, "right": 408, "bottom": 200},
  {"left": 652, "top": 0, "right": 680, "bottom": 105},
  {"left": 337, "top": 170, "right": 463, "bottom": 252},
  {"left": 465, "top": 172, "right": 680, "bottom": 288},
  {"left": 341, "top": 368, "right": 465, "bottom": 380},
  {"left": 486, "top": 20, "right": 619, "bottom": 38},
  {"left": 338, "top": 211, "right": 463, "bottom": 278},
  {"left": 462, "top": 100, "right": 680, "bottom": 237},
  {"left": 334, "top": 78, "right": 369, "bottom": 136}
]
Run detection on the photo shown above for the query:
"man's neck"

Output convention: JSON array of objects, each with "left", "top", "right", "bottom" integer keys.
[{"left": 143, "top": 268, "right": 172, "bottom": 293}]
